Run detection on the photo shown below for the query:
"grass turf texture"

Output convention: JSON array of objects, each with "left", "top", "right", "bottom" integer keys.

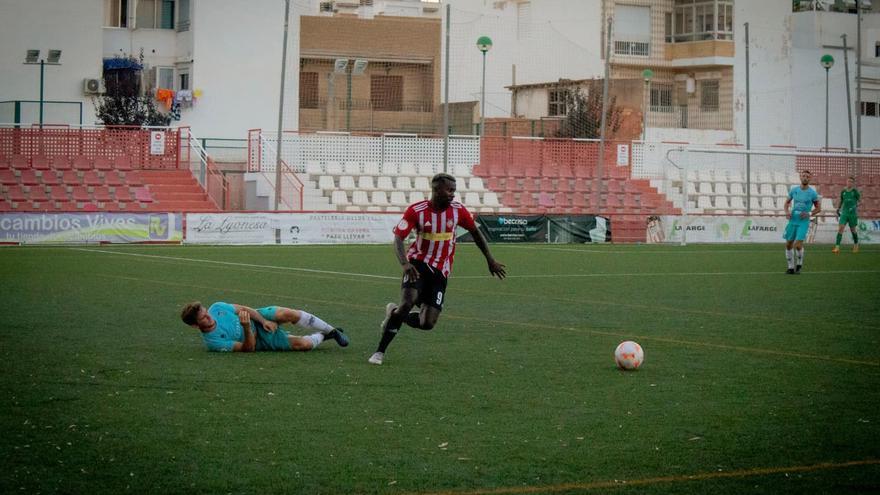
[{"left": 0, "top": 243, "right": 878, "bottom": 494}]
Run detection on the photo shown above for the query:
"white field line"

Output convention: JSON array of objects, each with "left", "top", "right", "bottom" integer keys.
[{"left": 72, "top": 247, "right": 878, "bottom": 280}]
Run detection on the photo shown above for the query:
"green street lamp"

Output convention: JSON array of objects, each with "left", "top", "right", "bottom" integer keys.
[
  {"left": 820, "top": 54, "right": 834, "bottom": 151},
  {"left": 642, "top": 68, "right": 654, "bottom": 142},
  {"left": 476, "top": 36, "right": 493, "bottom": 136}
]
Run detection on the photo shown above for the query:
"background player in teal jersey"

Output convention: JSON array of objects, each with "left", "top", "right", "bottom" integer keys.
[
  {"left": 181, "top": 301, "right": 348, "bottom": 352},
  {"left": 832, "top": 176, "right": 861, "bottom": 254},
  {"left": 783, "top": 170, "right": 821, "bottom": 274}
]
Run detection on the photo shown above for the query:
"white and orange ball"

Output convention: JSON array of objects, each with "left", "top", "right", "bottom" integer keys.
[{"left": 614, "top": 341, "right": 644, "bottom": 370}]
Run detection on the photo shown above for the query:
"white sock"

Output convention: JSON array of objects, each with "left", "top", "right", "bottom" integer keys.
[
  {"left": 796, "top": 248, "right": 804, "bottom": 266},
  {"left": 296, "top": 311, "right": 335, "bottom": 334},
  {"left": 304, "top": 332, "right": 324, "bottom": 349},
  {"left": 785, "top": 249, "right": 794, "bottom": 269}
]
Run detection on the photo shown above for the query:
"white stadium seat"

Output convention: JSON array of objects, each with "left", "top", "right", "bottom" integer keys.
[
  {"left": 463, "top": 192, "right": 482, "bottom": 208},
  {"left": 376, "top": 176, "right": 394, "bottom": 191},
  {"left": 357, "top": 176, "right": 376, "bottom": 190},
  {"left": 714, "top": 195, "right": 730, "bottom": 211},
  {"left": 331, "top": 190, "right": 349, "bottom": 207},
  {"left": 362, "top": 162, "right": 380, "bottom": 175},
  {"left": 325, "top": 161, "right": 343, "bottom": 175},
  {"left": 697, "top": 195, "right": 714, "bottom": 210},
  {"left": 714, "top": 182, "right": 730, "bottom": 195},
  {"left": 482, "top": 191, "right": 500, "bottom": 207},
  {"left": 417, "top": 163, "right": 435, "bottom": 176},
  {"left": 351, "top": 190, "right": 370, "bottom": 206},
  {"left": 413, "top": 177, "right": 430, "bottom": 192},
  {"left": 305, "top": 161, "right": 322, "bottom": 176},
  {"left": 338, "top": 175, "right": 356, "bottom": 190},
  {"left": 409, "top": 191, "right": 426, "bottom": 203},
  {"left": 371, "top": 191, "right": 390, "bottom": 207},
  {"left": 318, "top": 175, "right": 335, "bottom": 190},
  {"left": 467, "top": 177, "right": 486, "bottom": 192},
  {"left": 343, "top": 161, "right": 361, "bottom": 175},
  {"left": 399, "top": 162, "right": 418, "bottom": 176},
  {"left": 389, "top": 191, "right": 408, "bottom": 207},
  {"left": 395, "top": 176, "right": 413, "bottom": 190},
  {"left": 380, "top": 162, "right": 398, "bottom": 175},
  {"left": 698, "top": 181, "right": 713, "bottom": 194}
]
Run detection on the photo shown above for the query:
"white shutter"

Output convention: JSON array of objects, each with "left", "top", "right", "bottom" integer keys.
[{"left": 614, "top": 5, "right": 651, "bottom": 40}]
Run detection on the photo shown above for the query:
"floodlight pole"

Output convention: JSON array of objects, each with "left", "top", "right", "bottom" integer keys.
[
  {"left": 39, "top": 60, "right": 45, "bottom": 129},
  {"left": 476, "top": 36, "right": 492, "bottom": 137},
  {"left": 275, "top": 0, "right": 291, "bottom": 211},
  {"left": 598, "top": 16, "right": 612, "bottom": 178},
  {"left": 841, "top": 34, "right": 854, "bottom": 153},
  {"left": 443, "top": 3, "right": 450, "bottom": 172}
]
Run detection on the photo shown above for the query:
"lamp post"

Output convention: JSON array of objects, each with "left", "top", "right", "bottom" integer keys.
[
  {"left": 820, "top": 54, "right": 834, "bottom": 152},
  {"left": 641, "top": 68, "right": 653, "bottom": 142},
  {"left": 476, "top": 36, "right": 492, "bottom": 136},
  {"left": 24, "top": 49, "right": 62, "bottom": 129}
]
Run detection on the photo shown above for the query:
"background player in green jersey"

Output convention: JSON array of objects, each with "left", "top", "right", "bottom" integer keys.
[{"left": 833, "top": 176, "right": 861, "bottom": 254}]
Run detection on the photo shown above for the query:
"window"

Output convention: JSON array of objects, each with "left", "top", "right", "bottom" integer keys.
[
  {"left": 104, "top": 0, "right": 128, "bottom": 27},
  {"left": 370, "top": 75, "right": 403, "bottom": 111},
  {"left": 299, "top": 72, "right": 319, "bottom": 109},
  {"left": 137, "top": 0, "right": 174, "bottom": 29},
  {"left": 517, "top": 2, "right": 532, "bottom": 41},
  {"left": 614, "top": 5, "right": 651, "bottom": 56},
  {"left": 177, "top": 0, "right": 190, "bottom": 31},
  {"left": 862, "top": 102, "right": 877, "bottom": 117},
  {"left": 650, "top": 84, "right": 673, "bottom": 112},
  {"left": 320, "top": 2, "right": 333, "bottom": 12},
  {"left": 876, "top": 42, "right": 879, "bottom": 58},
  {"left": 672, "top": 0, "right": 733, "bottom": 42},
  {"left": 179, "top": 72, "right": 189, "bottom": 91},
  {"left": 700, "top": 80, "right": 719, "bottom": 111},
  {"left": 548, "top": 89, "right": 568, "bottom": 116},
  {"left": 158, "top": 67, "right": 174, "bottom": 90},
  {"left": 665, "top": 12, "right": 673, "bottom": 42}
]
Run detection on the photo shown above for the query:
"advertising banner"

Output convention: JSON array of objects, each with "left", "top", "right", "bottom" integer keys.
[
  {"left": 280, "top": 213, "right": 399, "bottom": 244},
  {"left": 0, "top": 213, "right": 182, "bottom": 244},
  {"left": 647, "top": 216, "right": 880, "bottom": 244},
  {"left": 184, "top": 212, "right": 400, "bottom": 245},
  {"left": 466, "top": 215, "right": 609, "bottom": 243}
]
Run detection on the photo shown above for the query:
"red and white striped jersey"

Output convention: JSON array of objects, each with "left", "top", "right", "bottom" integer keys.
[{"left": 392, "top": 200, "right": 476, "bottom": 278}]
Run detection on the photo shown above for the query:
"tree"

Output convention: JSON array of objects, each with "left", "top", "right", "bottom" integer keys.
[
  {"left": 555, "top": 80, "right": 622, "bottom": 139},
  {"left": 94, "top": 52, "right": 171, "bottom": 127}
]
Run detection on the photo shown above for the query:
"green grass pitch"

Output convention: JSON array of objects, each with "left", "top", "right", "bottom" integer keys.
[{"left": 1, "top": 243, "right": 878, "bottom": 494}]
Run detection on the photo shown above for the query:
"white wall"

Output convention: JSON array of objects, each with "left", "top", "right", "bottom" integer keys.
[
  {"left": 444, "top": 0, "right": 604, "bottom": 119},
  {"left": 180, "top": 0, "right": 302, "bottom": 139},
  {"left": 0, "top": 0, "right": 104, "bottom": 125},
  {"left": 732, "top": 0, "right": 794, "bottom": 147}
]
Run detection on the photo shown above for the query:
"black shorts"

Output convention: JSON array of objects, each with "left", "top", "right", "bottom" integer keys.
[{"left": 402, "top": 259, "right": 448, "bottom": 310}]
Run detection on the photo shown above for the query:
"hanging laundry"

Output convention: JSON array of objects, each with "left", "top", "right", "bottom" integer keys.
[
  {"left": 169, "top": 101, "right": 181, "bottom": 121},
  {"left": 155, "top": 88, "right": 175, "bottom": 110}
]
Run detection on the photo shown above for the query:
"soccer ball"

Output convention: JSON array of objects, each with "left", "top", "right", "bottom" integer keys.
[{"left": 614, "top": 341, "right": 644, "bottom": 370}]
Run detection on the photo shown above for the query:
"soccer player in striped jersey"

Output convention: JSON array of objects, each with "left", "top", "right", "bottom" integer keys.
[{"left": 369, "top": 173, "right": 506, "bottom": 365}]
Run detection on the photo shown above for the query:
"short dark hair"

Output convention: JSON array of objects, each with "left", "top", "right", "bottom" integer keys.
[
  {"left": 801, "top": 170, "right": 812, "bottom": 176},
  {"left": 181, "top": 302, "right": 203, "bottom": 325},
  {"left": 848, "top": 175, "right": 856, "bottom": 181},
  {"left": 431, "top": 173, "right": 456, "bottom": 188}
]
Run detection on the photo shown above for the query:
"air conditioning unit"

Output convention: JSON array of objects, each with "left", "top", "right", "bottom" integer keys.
[{"left": 83, "top": 78, "right": 105, "bottom": 95}]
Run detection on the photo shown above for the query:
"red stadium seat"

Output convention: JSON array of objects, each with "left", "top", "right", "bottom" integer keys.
[
  {"left": 49, "top": 187, "right": 70, "bottom": 203},
  {"left": 82, "top": 170, "right": 103, "bottom": 187},
  {"left": 125, "top": 171, "right": 144, "bottom": 186},
  {"left": 114, "top": 155, "right": 134, "bottom": 171},
  {"left": 40, "top": 171, "right": 61, "bottom": 187},
  {"left": 92, "top": 186, "right": 113, "bottom": 203},
  {"left": 61, "top": 170, "right": 81, "bottom": 186},
  {"left": 51, "top": 156, "right": 72, "bottom": 171},
  {"left": 72, "top": 156, "right": 92, "bottom": 171},
  {"left": 0, "top": 199, "right": 11, "bottom": 211},
  {"left": 31, "top": 155, "right": 51, "bottom": 170},
  {"left": 114, "top": 187, "right": 134, "bottom": 202},
  {"left": 71, "top": 186, "right": 91, "bottom": 202},
  {"left": 0, "top": 170, "right": 17, "bottom": 185},
  {"left": 134, "top": 187, "right": 154, "bottom": 203},
  {"left": 93, "top": 156, "right": 113, "bottom": 172},
  {"left": 19, "top": 169, "right": 40, "bottom": 186},
  {"left": 11, "top": 155, "right": 30, "bottom": 170},
  {"left": 7, "top": 186, "right": 28, "bottom": 202},
  {"left": 29, "top": 186, "right": 49, "bottom": 204},
  {"left": 105, "top": 171, "right": 125, "bottom": 187}
]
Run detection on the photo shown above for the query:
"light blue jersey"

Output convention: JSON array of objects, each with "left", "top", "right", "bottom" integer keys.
[
  {"left": 787, "top": 185, "right": 819, "bottom": 223},
  {"left": 201, "top": 302, "right": 289, "bottom": 352}
]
